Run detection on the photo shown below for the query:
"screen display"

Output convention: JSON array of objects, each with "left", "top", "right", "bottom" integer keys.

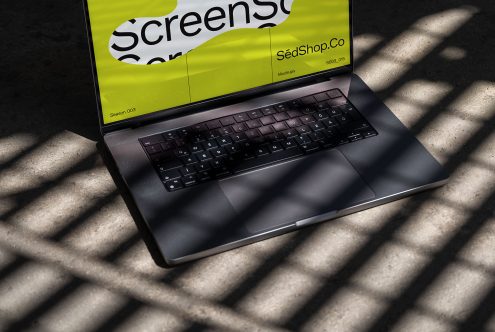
[{"left": 86, "top": 0, "right": 351, "bottom": 124}]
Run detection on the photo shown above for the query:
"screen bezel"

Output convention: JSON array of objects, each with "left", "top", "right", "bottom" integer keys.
[{"left": 82, "top": 0, "right": 354, "bottom": 134}]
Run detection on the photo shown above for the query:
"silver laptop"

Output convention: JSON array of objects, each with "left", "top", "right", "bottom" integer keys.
[{"left": 83, "top": 0, "right": 448, "bottom": 266}]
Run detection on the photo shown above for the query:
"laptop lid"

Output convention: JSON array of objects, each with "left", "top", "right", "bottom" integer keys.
[{"left": 83, "top": 0, "right": 353, "bottom": 133}]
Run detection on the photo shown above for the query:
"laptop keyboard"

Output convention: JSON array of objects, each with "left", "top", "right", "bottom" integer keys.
[{"left": 140, "top": 89, "right": 377, "bottom": 192}]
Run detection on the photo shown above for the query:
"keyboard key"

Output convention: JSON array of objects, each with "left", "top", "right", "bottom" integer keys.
[
  {"left": 301, "top": 142, "right": 321, "bottom": 153},
  {"left": 282, "top": 128, "right": 298, "bottom": 138},
  {"left": 323, "top": 118, "right": 338, "bottom": 128},
  {"left": 309, "top": 122, "right": 325, "bottom": 131},
  {"left": 283, "top": 139, "right": 297, "bottom": 149},
  {"left": 301, "top": 96, "right": 316, "bottom": 105},
  {"left": 191, "top": 123, "right": 207, "bottom": 133},
  {"left": 287, "top": 110, "right": 303, "bottom": 118},
  {"left": 274, "top": 104, "right": 288, "bottom": 112},
  {"left": 255, "top": 146, "right": 270, "bottom": 157},
  {"left": 315, "top": 111, "right": 329, "bottom": 120},
  {"left": 295, "top": 135, "right": 312, "bottom": 145},
  {"left": 206, "top": 120, "right": 222, "bottom": 130},
  {"left": 259, "top": 126, "right": 274, "bottom": 136},
  {"left": 268, "top": 142, "right": 283, "bottom": 153},
  {"left": 196, "top": 151, "right": 213, "bottom": 162},
  {"left": 272, "top": 122, "right": 288, "bottom": 132},
  {"left": 212, "top": 167, "right": 230, "bottom": 177},
  {"left": 335, "top": 115, "right": 351, "bottom": 125},
  {"left": 211, "top": 158, "right": 227, "bottom": 168},
  {"left": 232, "top": 123, "right": 247, "bottom": 132},
  {"left": 195, "top": 162, "right": 212, "bottom": 172},
  {"left": 314, "top": 92, "right": 330, "bottom": 102},
  {"left": 211, "top": 147, "right": 227, "bottom": 157},
  {"left": 260, "top": 115, "right": 276, "bottom": 126},
  {"left": 232, "top": 147, "right": 304, "bottom": 173},
  {"left": 179, "top": 166, "right": 196, "bottom": 176},
  {"left": 218, "top": 126, "right": 234, "bottom": 135},
  {"left": 247, "top": 109, "right": 263, "bottom": 119},
  {"left": 301, "top": 105, "right": 316, "bottom": 114},
  {"left": 348, "top": 133, "right": 363, "bottom": 142},
  {"left": 225, "top": 144, "right": 240, "bottom": 154},
  {"left": 141, "top": 135, "right": 163, "bottom": 147},
  {"left": 328, "top": 97, "right": 347, "bottom": 106},
  {"left": 246, "top": 119, "right": 262, "bottom": 129},
  {"left": 327, "top": 107, "right": 341, "bottom": 116},
  {"left": 156, "top": 156, "right": 180, "bottom": 169},
  {"left": 197, "top": 171, "right": 212, "bottom": 182},
  {"left": 261, "top": 106, "right": 277, "bottom": 115},
  {"left": 309, "top": 131, "right": 326, "bottom": 142},
  {"left": 286, "top": 118, "right": 302, "bottom": 128},
  {"left": 245, "top": 129, "right": 260, "bottom": 139},
  {"left": 234, "top": 113, "right": 249, "bottom": 122},
  {"left": 274, "top": 112, "right": 289, "bottom": 121},
  {"left": 189, "top": 143, "right": 203, "bottom": 153},
  {"left": 145, "top": 144, "right": 162, "bottom": 155},
  {"left": 297, "top": 126, "right": 311, "bottom": 134},
  {"left": 300, "top": 115, "right": 315, "bottom": 124},
  {"left": 182, "top": 174, "right": 197, "bottom": 187},
  {"left": 217, "top": 136, "right": 233, "bottom": 146},
  {"left": 161, "top": 141, "right": 175, "bottom": 151},
  {"left": 165, "top": 179, "right": 183, "bottom": 191},
  {"left": 160, "top": 169, "right": 181, "bottom": 182},
  {"left": 362, "top": 129, "right": 378, "bottom": 138},
  {"left": 220, "top": 116, "right": 235, "bottom": 126},
  {"left": 327, "top": 89, "right": 342, "bottom": 99},
  {"left": 205, "top": 130, "right": 220, "bottom": 139},
  {"left": 174, "top": 147, "right": 190, "bottom": 157},
  {"left": 316, "top": 102, "right": 330, "bottom": 111},
  {"left": 203, "top": 139, "right": 218, "bottom": 150},
  {"left": 231, "top": 132, "right": 248, "bottom": 142},
  {"left": 180, "top": 155, "right": 197, "bottom": 165},
  {"left": 163, "top": 131, "right": 179, "bottom": 140}
]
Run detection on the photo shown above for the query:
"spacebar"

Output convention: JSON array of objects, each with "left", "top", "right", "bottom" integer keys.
[{"left": 232, "top": 148, "right": 304, "bottom": 174}]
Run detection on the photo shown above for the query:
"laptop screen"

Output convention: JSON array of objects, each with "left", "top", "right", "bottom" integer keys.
[{"left": 86, "top": 0, "right": 351, "bottom": 124}]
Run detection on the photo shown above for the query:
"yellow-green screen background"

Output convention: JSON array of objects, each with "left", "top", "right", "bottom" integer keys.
[{"left": 87, "top": 0, "right": 351, "bottom": 124}]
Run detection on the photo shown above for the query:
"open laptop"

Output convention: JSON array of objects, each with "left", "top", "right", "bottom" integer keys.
[{"left": 83, "top": 0, "right": 448, "bottom": 266}]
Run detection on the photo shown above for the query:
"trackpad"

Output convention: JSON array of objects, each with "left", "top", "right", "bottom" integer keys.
[{"left": 219, "top": 149, "right": 375, "bottom": 233}]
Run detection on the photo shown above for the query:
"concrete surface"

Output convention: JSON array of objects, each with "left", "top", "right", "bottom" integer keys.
[{"left": 0, "top": 0, "right": 494, "bottom": 331}]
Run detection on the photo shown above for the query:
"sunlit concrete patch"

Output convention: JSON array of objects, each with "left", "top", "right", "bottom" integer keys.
[
  {"left": 353, "top": 34, "right": 383, "bottom": 61},
  {"left": 0, "top": 133, "right": 37, "bottom": 164},
  {"left": 384, "top": 79, "right": 452, "bottom": 128},
  {"left": 447, "top": 80, "right": 495, "bottom": 122},
  {"left": 351, "top": 243, "right": 430, "bottom": 298},
  {"left": 37, "top": 284, "right": 127, "bottom": 332},
  {"left": 0, "top": 131, "right": 97, "bottom": 196},
  {"left": 286, "top": 222, "right": 369, "bottom": 277},
  {"left": 114, "top": 306, "right": 189, "bottom": 332},
  {"left": 237, "top": 265, "right": 323, "bottom": 324},
  {"left": 457, "top": 216, "right": 495, "bottom": 273},
  {"left": 391, "top": 308, "right": 455, "bottom": 332},
  {"left": 0, "top": 260, "right": 71, "bottom": 321},
  {"left": 302, "top": 286, "right": 387, "bottom": 332},
  {"left": 357, "top": 6, "right": 478, "bottom": 91},
  {"left": 416, "top": 262, "right": 494, "bottom": 321},
  {"left": 439, "top": 46, "right": 467, "bottom": 61}
]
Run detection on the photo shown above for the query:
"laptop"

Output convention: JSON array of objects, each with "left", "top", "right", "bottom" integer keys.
[{"left": 83, "top": 0, "right": 448, "bottom": 266}]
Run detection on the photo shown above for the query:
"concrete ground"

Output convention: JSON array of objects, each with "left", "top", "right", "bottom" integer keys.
[{"left": 0, "top": 0, "right": 494, "bottom": 331}]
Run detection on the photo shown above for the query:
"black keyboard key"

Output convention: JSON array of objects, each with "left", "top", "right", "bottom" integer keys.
[
  {"left": 301, "top": 142, "right": 320, "bottom": 153},
  {"left": 301, "top": 105, "right": 316, "bottom": 114},
  {"left": 180, "top": 155, "right": 197, "bottom": 165},
  {"left": 282, "top": 128, "right": 298, "bottom": 138},
  {"left": 247, "top": 109, "right": 263, "bottom": 119},
  {"left": 283, "top": 139, "right": 297, "bottom": 149},
  {"left": 315, "top": 111, "right": 329, "bottom": 120},
  {"left": 196, "top": 151, "right": 213, "bottom": 162},
  {"left": 234, "top": 113, "right": 249, "bottom": 122},
  {"left": 165, "top": 179, "right": 183, "bottom": 191},
  {"left": 203, "top": 139, "right": 218, "bottom": 150},
  {"left": 309, "top": 131, "right": 326, "bottom": 141},
  {"left": 274, "top": 112, "right": 289, "bottom": 122},
  {"left": 218, "top": 126, "right": 234, "bottom": 135},
  {"left": 217, "top": 136, "right": 233, "bottom": 146},
  {"left": 362, "top": 129, "right": 378, "bottom": 138},
  {"left": 161, "top": 141, "right": 175, "bottom": 151},
  {"left": 327, "top": 89, "right": 342, "bottom": 99},
  {"left": 220, "top": 116, "right": 236, "bottom": 126},
  {"left": 156, "top": 154, "right": 180, "bottom": 168},
  {"left": 286, "top": 118, "right": 302, "bottom": 128},
  {"left": 160, "top": 169, "right": 181, "bottom": 182},
  {"left": 337, "top": 137, "right": 350, "bottom": 145},
  {"left": 145, "top": 144, "right": 162, "bottom": 155},
  {"left": 197, "top": 171, "right": 213, "bottom": 182},
  {"left": 206, "top": 120, "right": 222, "bottom": 130},
  {"left": 327, "top": 107, "right": 342, "bottom": 116},
  {"left": 309, "top": 122, "right": 325, "bottom": 131},
  {"left": 297, "top": 126, "right": 311, "bottom": 135},
  {"left": 141, "top": 135, "right": 163, "bottom": 147},
  {"left": 316, "top": 102, "right": 330, "bottom": 111},
  {"left": 191, "top": 123, "right": 207, "bottom": 133},
  {"left": 260, "top": 115, "right": 276, "bottom": 126},
  {"left": 287, "top": 110, "right": 303, "bottom": 118},
  {"left": 232, "top": 147, "right": 304, "bottom": 173},
  {"left": 174, "top": 147, "right": 190, "bottom": 157},
  {"left": 262, "top": 106, "right": 277, "bottom": 115},
  {"left": 183, "top": 175, "right": 197, "bottom": 187},
  {"left": 295, "top": 135, "right": 312, "bottom": 145},
  {"left": 335, "top": 115, "right": 352, "bottom": 125},
  {"left": 212, "top": 167, "right": 230, "bottom": 177},
  {"left": 300, "top": 115, "right": 315, "bottom": 124},
  {"left": 189, "top": 143, "right": 203, "bottom": 154},
  {"left": 231, "top": 132, "right": 248, "bottom": 142},
  {"left": 211, "top": 158, "right": 227, "bottom": 168},
  {"left": 348, "top": 133, "right": 363, "bottom": 142},
  {"left": 328, "top": 97, "right": 347, "bottom": 106},
  {"left": 255, "top": 146, "right": 270, "bottom": 157},
  {"left": 320, "top": 136, "right": 338, "bottom": 148},
  {"left": 348, "top": 121, "right": 371, "bottom": 131},
  {"left": 272, "top": 122, "right": 288, "bottom": 132},
  {"left": 301, "top": 96, "right": 316, "bottom": 105},
  {"left": 259, "top": 126, "right": 274, "bottom": 136},
  {"left": 246, "top": 119, "right": 262, "bottom": 129},
  {"left": 179, "top": 166, "right": 196, "bottom": 176},
  {"left": 163, "top": 131, "right": 179, "bottom": 140},
  {"left": 323, "top": 118, "right": 338, "bottom": 128},
  {"left": 268, "top": 142, "right": 283, "bottom": 153},
  {"left": 195, "top": 162, "right": 212, "bottom": 172},
  {"left": 245, "top": 129, "right": 260, "bottom": 139},
  {"left": 275, "top": 104, "right": 288, "bottom": 112},
  {"left": 314, "top": 92, "right": 330, "bottom": 102},
  {"left": 232, "top": 123, "right": 247, "bottom": 133},
  {"left": 211, "top": 147, "right": 227, "bottom": 158},
  {"left": 225, "top": 144, "right": 240, "bottom": 154}
]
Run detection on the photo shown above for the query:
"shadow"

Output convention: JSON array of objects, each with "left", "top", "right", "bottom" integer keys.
[{"left": 0, "top": 0, "right": 493, "bottom": 331}]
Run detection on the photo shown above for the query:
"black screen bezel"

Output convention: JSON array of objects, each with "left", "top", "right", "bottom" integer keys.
[{"left": 82, "top": 0, "right": 354, "bottom": 134}]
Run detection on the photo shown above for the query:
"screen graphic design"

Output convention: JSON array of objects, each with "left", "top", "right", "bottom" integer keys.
[{"left": 86, "top": 0, "right": 351, "bottom": 124}]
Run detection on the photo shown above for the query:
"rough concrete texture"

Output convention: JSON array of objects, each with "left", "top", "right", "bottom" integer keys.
[{"left": 0, "top": 0, "right": 494, "bottom": 331}]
